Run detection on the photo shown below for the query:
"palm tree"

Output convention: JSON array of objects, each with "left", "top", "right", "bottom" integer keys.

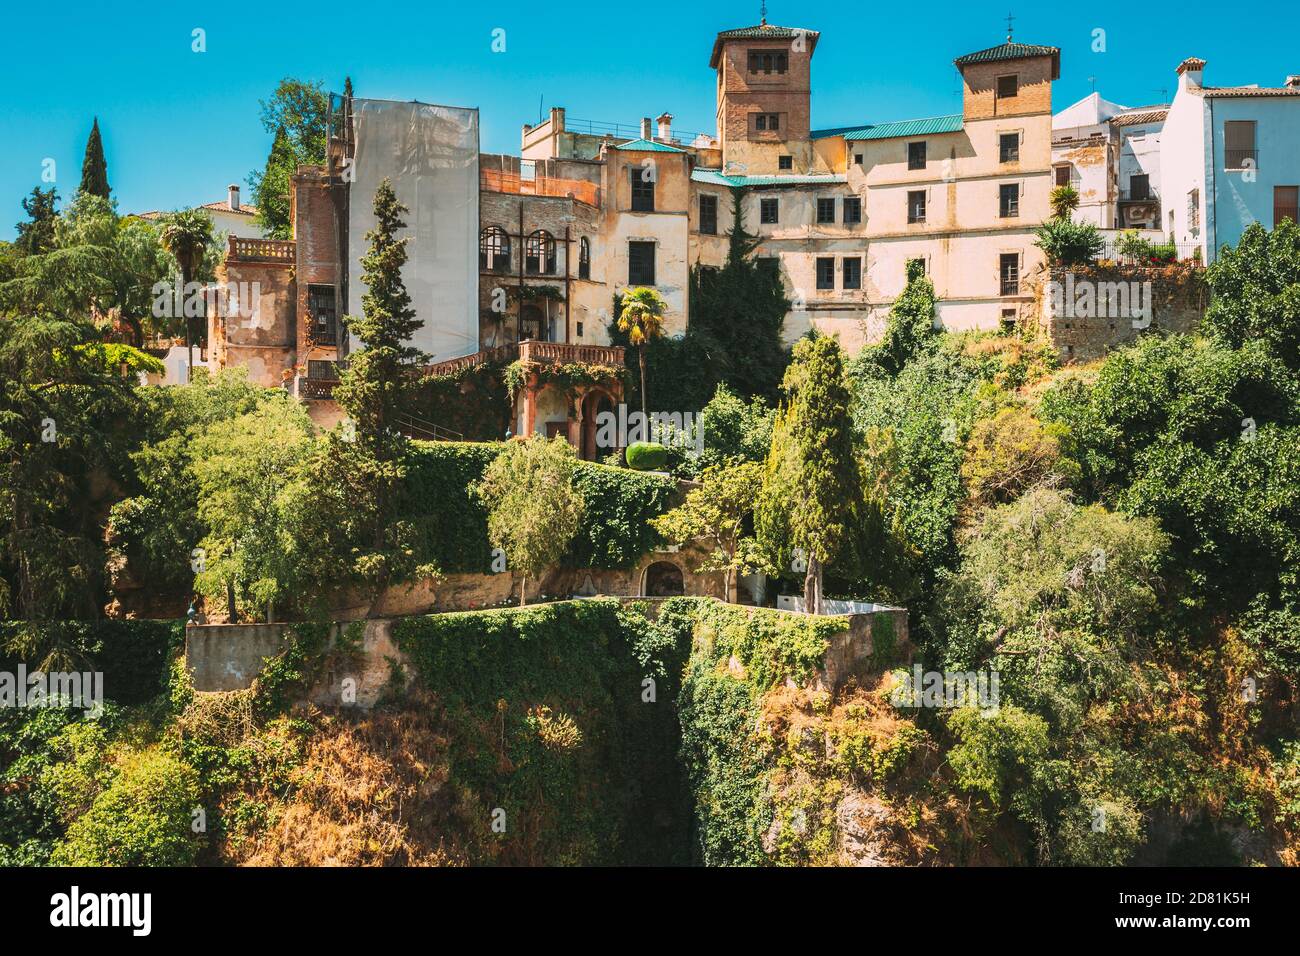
[
  {"left": 1049, "top": 185, "right": 1081, "bottom": 221},
  {"left": 617, "top": 286, "right": 666, "bottom": 419},
  {"left": 159, "top": 210, "right": 214, "bottom": 379}
]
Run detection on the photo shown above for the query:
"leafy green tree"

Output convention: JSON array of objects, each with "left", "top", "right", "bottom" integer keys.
[
  {"left": 864, "top": 258, "right": 939, "bottom": 376},
  {"left": 14, "top": 187, "right": 59, "bottom": 257},
  {"left": 50, "top": 750, "right": 200, "bottom": 866},
  {"left": 250, "top": 126, "right": 295, "bottom": 240},
  {"left": 1203, "top": 219, "right": 1300, "bottom": 371},
  {"left": 248, "top": 79, "right": 328, "bottom": 239},
  {"left": 476, "top": 437, "right": 585, "bottom": 605},
  {"left": 961, "top": 405, "right": 1075, "bottom": 510},
  {"left": 78, "top": 118, "right": 111, "bottom": 201},
  {"left": 757, "top": 336, "right": 859, "bottom": 612},
  {"left": 0, "top": 311, "right": 142, "bottom": 618},
  {"left": 652, "top": 461, "right": 766, "bottom": 602},
  {"left": 617, "top": 286, "right": 667, "bottom": 418},
  {"left": 190, "top": 397, "right": 314, "bottom": 622},
  {"left": 107, "top": 369, "right": 275, "bottom": 603}
]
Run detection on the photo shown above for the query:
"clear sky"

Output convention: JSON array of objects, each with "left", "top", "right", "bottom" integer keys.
[{"left": 3, "top": 1, "right": 1297, "bottom": 240}]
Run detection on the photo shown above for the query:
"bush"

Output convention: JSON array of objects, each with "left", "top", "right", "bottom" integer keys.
[
  {"left": 51, "top": 750, "right": 201, "bottom": 866},
  {"left": 1034, "top": 218, "right": 1103, "bottom": 266},
  {"left": 625, "top": 442, "right": 668, "bottom": 471}
]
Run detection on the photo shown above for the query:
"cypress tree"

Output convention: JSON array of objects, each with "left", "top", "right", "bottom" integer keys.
[
  {"left": 757, "top": 335, "right": 860, "bottom": 613},
  {"left": 78, "top": 118, "right": 111, "bottom": 200}
]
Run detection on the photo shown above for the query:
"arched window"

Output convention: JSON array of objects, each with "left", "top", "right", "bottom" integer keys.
[
  {"left": 578, "top": 237, "right": 591, "bottom": 280},
  {"left": 479, "top": 226, "right": 510, "bottom": 271},
  {"left": 525, "top": 230, "right": 557, "bottom": 275}
]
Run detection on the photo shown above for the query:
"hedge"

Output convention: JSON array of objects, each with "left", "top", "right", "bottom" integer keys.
[
  {"left": 402, "top": 441, "right": 677, "bottom": 573},
  {"left": 0, "top": 619, "right": 182, "bottom": 706}
]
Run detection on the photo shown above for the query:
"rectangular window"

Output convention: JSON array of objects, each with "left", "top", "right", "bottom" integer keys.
[
  {"left": 630, "top": 167, "right": 655, "bottom": 212},
  {"left": 997, "top": 74, "right": 1019, "bottom": 98},
  {"left": 999, "top": 253, "right": 1020, "bottom": 296},
  {"left": 854, "top": 153, "right": 864, "bottom": 166},
  {"left": 757, "top": 256, "right": 780, "bottom": 276},
  {"left": 699, "top": 194, "right": 718, "bottom": 235},
  {"left": 1129, "top": 174, "right": 1150, "bottom": 201},
  {"left": 1055, "top": 165, "right": 1071, "bottom": 187},
  {"left": 907, "top": 190, "right": 926, "bottom": 224},
  {"left": 842, "top": 257, "right": 862, "bottom": 289},
  {"left": 907, "top": 141, "right": 927, "bottom": 170},
  {"left": 307, "top": 285, "right": 337, "bottom": 345},
  {"left": 779, "top": 155, "right": 793, "bottom": 170},
  {"left": 999, "top": 183, "right": 1020, "bottom": 218},
  {"left": 817, "top": 197, "right": 836, "bottom": 224},
  {"left": 907, "top": 257, "right": 926, "bottom": 278},
  {"left": 747, "top": 50, "right": 788, "bottom": 74},
  {"left": 1276, "top": 185, "right": 1300, "bottom": 227},
  {"left": 753, "top": 113, "right": 781, "bottom": 133},
  {"left": 816, "top": 257, "right": 835, "bottom": 290},
  {"left": 999, "top": 132, "right": 1019, "bottom": 163},
  {"left": 760, "top": 197, "right": 779, "bottom": 224},
  {"left": 1188, "top": 188, "right": 1200, "bottom": 230},
  {"left": 628, "top": 241, "right": 655, "bottom": 285},
  {"left": 843, "top": 196, "right": 862, "bottom": 224},
  {"left": 1224, "top": 120, "right": 1257, "bottom": 170}
]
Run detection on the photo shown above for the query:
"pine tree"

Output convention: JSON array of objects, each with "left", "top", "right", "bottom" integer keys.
[
  {"left": 14, "top": 186, "right": 59, "bottom": 256},
  {"left": 78, "top": 118, "right": 111, "bottom": 200},
  {"left": 327, "top": 179, "right": 429, "bottom": 611}
]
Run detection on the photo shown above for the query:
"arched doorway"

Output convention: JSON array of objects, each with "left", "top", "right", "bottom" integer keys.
[
  {"left": 581, "top": 390, "right": 615, "bottom": 461},
  {"left": 643, "top": 561, "right": 684, "bottom": 597}
]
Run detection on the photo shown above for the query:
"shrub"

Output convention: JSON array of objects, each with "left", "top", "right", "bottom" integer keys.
[
  {"left": 1034, "top": 218, "right": 1103, "bottom": 266},
  {"left": 625, "top": 442, "right": 668, "bottom": 471},
  {"left": 51, "top": 750, "right": 201, "bottom": 866}
]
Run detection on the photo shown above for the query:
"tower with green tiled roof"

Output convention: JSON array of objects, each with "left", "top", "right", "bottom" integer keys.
[{"left": 710, "top": 18, "right": 820, "bottom": 175}]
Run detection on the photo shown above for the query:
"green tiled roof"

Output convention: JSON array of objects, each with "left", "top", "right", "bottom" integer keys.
[
  {"left": 715, "top": 23, "right": 816, "bottom": 39},
  {"left": 691, "top": 169, "right": 846, "bottom": 188},
  {"left": 954, "top": 40, "right": 1060, "bottom": 79},
  {"left": 954, "top": 41, "right": 1059, "bottom": 65},
  {"left": 813, "top": 114, "right": 964, "bottom": 141},
  {"left": 710, "top": 23, "right": 819, "bottom": 67},
  {"left": 614, "top": 138, "right": 687, "bottom": 153}
]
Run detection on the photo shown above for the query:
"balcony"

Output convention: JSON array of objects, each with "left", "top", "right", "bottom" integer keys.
[
  {"left": 227, "top": 236, "right": 295, "bottom": 263},
  {"left": 481, "top": 169, "right": 600, "bottom": 207},
  {"left": 423, "top": 341, "right": 624, "bottom": 378}
]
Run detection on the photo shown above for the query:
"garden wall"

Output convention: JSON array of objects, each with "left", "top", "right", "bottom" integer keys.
[{"left": 1028, "top": 262, "right": 1207, "bottom": 362}]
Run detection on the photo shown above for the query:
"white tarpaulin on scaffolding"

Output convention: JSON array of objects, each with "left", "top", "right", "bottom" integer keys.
[{"left": 347, "top": 98, "right": 479, "bottom": 361}]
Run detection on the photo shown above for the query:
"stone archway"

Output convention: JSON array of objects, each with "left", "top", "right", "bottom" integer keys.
[{"left": 642, "top": 561, "right": 685, "bottom": 597}]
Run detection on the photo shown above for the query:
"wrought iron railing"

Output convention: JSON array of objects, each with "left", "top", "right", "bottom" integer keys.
[{"left": 228, "top": 236, "right": 295, "bottom": 262}]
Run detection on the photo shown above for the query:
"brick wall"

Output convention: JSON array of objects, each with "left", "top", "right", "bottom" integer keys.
[{"left": 961, "top": 56, "right": 1054, "bottom": 121}]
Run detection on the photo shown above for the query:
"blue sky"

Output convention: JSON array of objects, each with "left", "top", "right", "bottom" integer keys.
[{"left": 2, "top": 1, "right": 1297, "bottom": 239}]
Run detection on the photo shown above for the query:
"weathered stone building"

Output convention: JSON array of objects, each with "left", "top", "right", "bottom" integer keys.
[{"left": 208, "top": 20, "right": 1072, "bottom": 439}]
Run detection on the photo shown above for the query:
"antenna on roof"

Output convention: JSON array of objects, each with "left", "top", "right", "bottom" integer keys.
[
  {"left": 760, "top": 1, "right": 767, "bottom": 25},
  {"left": 1155, "top": 87, "right": 1169, "bottom": 103},
  {"left": 1088, "top": 76, "right": 1096, "bottom": 93},
  {"left": 1005, "top": 11, "right": 1015, "bottom": 42}
]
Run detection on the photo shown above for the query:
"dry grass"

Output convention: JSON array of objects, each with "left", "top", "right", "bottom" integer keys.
[{"left": 233, "top": 693, "right": 478, "bottom": 867}]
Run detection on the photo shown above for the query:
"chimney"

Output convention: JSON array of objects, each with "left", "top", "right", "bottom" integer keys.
[
  {"left": 227, "top": 184, "right": 240, "bottom": 211},
  {"left": 656, "top": 112, "right": 673, "bottom": 142},
  {"left": 1286, "top": 75, "right": 1300, "bottom": 89},
  {"left": 550, "top": 106, "right": 565, "bottom": 131},
  {"left": 1176, "top": 56, "right": 1206, "bottom": 92},
  {"left": 640, "top": 117, "right": 652, "bottom": 140}
]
